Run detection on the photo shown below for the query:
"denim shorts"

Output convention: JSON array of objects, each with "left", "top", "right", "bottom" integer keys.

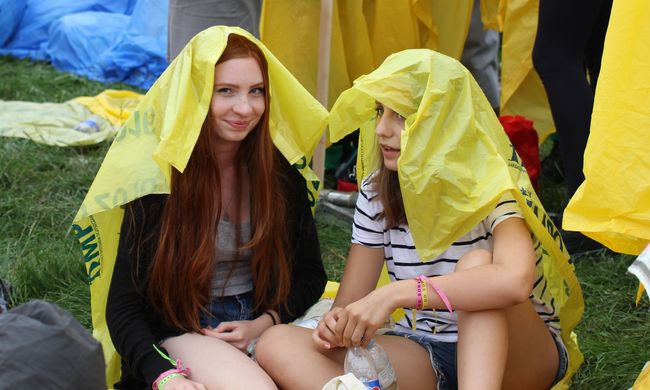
[
  {"left": 384, "top": 329, "right": 569, "bottom": 390},
  {"left": 383, "top": 330, "right": 457, "bottom": 390},
  {"left": 199, "top": 291, "right": 255, "bottom": 329}
]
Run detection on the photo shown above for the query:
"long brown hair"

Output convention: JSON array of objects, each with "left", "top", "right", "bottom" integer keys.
[
  {"left": 371, "top": 157, "right": 406, "bottom": 228},
  {"left": 146, "top": 34, "right": 290, "bottom": 332}
]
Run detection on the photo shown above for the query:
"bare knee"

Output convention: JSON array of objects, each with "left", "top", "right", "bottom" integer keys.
[
  {"left": 454, "top": 249, "right": 492, "bottom": 272},
  {"left": 256, "top": 324, "right": 298, "bottom": 370}
]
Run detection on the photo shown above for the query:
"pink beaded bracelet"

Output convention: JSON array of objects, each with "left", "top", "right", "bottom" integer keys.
[{"left": 415, "top": 278, "right": 423, "bottom": 309}]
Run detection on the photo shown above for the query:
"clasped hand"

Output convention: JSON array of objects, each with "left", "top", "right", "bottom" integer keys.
[
  {"left": 312, "top": 290, "right": 394, "bottom": 349},
  {"left": 202, "top": 320, "right": 261, "bottom": 352}
]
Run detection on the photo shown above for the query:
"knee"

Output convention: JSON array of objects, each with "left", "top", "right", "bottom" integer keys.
[
  {"left": 454, "top": 249, "right": 492, "bottom": 272},
  {"left": 255, "top": 324, "right": 294, "bottom": 370}
]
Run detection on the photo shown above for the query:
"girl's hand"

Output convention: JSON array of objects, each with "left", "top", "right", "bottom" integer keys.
[
  {"left": 312, "top": 307, "right": 344, "bottom": 350},
  {"left": 159, "top": 375, "right": 206, "bottom": 389},
  {"left": 335, "top": 288, "right": 395, "bottom": 348},
  {"left": 202, "top": 318, "right": 268, "bottom": 352}
]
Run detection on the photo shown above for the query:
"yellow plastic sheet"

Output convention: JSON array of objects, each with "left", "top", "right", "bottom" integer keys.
[
  {"left": 633, "top": 362, "right": 650, "bottom": 390},
  {"left": 564, "top": 0, "right": 650, "bottom": 255},
  {"left": 480, "top": 0, "right": 505, "bottom": 31},
  {"left": 499, "top": 0, "right": 555, "bottom": 143},
  {"left": 637, "top": 284, "right": 646, "bottom": 306},
  {"left": 0, "top": 90, "right": 142, "bottom": 147},
  {"left": 628, "top": 244, "right": 650, "bottom": 306},
  {"left": 260, "top": 0, "right": 472, "bottom": 108},
  {"left": 423, "top": 0, "right": 473, "bottom": 60},
  {"left": 74, "top": 89, "right": 143, "bottom": 126},
  {"left": 72, "top": 26, "right": 328, "bottom": 387},
  {"left": 0, "top": 100, "right": 113, "bottom": 146},
  {"left": 328, "top": 49, "right": 583, "bottom": 388}
]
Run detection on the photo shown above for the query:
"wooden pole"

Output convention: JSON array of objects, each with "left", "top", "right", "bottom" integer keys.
[{"left": 313, "top": 0, "right": 333, "bottom": 183}]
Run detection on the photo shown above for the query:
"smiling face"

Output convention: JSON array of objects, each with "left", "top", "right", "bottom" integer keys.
[
  {"left": 375, "top": 102, "right": 406, "bottom": 171},
  {"left": 209, "top": 57, "right": 266, "bottom": 146}
]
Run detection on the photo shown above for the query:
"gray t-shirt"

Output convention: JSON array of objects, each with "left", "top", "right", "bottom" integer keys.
[{"left": 211, "top": 219, "right": 253, "bottom": 297}]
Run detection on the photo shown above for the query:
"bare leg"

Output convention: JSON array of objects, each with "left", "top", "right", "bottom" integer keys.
[
  {"left": 501, "top": 302, "right": 559, "bottom": 390},
  {"left": 455, "top": 249, "right": 560, "bottom": 390},
  {"left": 455, "top": 250, "right": 508, "bottom": 389},
  {"left": 162, "top": 333, "right": 277, "bottom": 390},
  {"left": 256, "top": 324, "right": 437, "bottom": 390}
]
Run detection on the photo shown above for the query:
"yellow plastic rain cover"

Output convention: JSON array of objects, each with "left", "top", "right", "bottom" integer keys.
[
  {"left": 71, "top": 26, "right": 328, "bottom": 387},
  {"left": 479, "top": 0, "right": 505, "bottom": 31},
  {"left": 329, "top": 49, "right": 583, "bottom": 388},
  {"left": 499, "top": 0, "right": 555, "bottom": 144},
  {"left": 260, "top": 0, "right": 472, "bottom": 108},
  {"left": 564, "top": 0, "right": 650, "bottom": 255}
]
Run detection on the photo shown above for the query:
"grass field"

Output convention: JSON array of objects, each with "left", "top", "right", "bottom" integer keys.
[{"left": 1, "top": 55, "right": 648, "bottom": 389}]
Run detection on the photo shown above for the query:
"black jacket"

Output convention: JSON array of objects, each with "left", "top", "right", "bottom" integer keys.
[{"left": 106, "top": 161, "right": 326, "bottom": 389}]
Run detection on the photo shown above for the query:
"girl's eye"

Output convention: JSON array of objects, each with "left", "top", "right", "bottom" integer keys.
[
  {"left": 375, "top": 105, "right": 384, "bottom": 117},
  {"left": 396, "top": 112, "right": 405, "bottom": 121},
  {"left": 216, "top": 87, "right": 232, "bottom": 94},
  {"left": 250, "top": 87, "right": 265, "bottom": 95}
]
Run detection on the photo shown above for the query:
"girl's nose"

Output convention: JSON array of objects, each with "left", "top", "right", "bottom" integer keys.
[
  {"left": 375, "top": 115, "right": 390, "bottom": 137},
  {"left": 233, "top": 96, "right": 253, "bottom": 115}
]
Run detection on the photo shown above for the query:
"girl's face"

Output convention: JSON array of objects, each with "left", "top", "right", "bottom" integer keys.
[
  {"left": 375, "top": 102, "right": 405, "bottom": 171},
  {"left": 210, "top": 57, "right": 266, "bottom": 145}
]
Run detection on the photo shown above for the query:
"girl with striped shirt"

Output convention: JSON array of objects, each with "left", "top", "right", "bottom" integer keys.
[{"left": 256, "top": 49, "right": 580, "bottom": 390}]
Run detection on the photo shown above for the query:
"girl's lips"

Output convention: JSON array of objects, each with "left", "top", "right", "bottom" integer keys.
[
  {"left": 226, "top": 120, "right": 250, "bottom": 130},
  {"left": 381, "top": 144, "right": 400, "bottom": 156}
]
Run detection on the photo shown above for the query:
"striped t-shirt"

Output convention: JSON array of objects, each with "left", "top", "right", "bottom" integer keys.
[{"left": 352, "top": 178, "right": 560, "bottom": 342}]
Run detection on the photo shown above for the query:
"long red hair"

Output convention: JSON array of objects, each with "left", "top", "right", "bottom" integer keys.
[{"left": 146, "top": 34, "right": 290, "bottom": 332}]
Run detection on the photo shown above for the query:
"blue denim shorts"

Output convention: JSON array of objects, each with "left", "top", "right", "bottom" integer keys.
[
  {"left": 383, "top": 330, "right": 457, "bottom": 390},
  {"left": 384, "top": 329, "right": 568, "bottom": 390},
  {"left": 199, "top": 291, "right": 255, "bottom": 329}
]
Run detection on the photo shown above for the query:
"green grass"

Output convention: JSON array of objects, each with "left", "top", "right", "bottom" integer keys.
[
  {"left": 1, "top": 56, "right": 648, "bottom": 389},
  {"left": 315, "top": 213, "right": 351, "bottom": 282}
]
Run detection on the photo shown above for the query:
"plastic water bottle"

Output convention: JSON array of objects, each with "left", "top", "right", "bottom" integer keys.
[
  {"left": 344, "top": 346, "right": 382, "bottom": 389},
  {"left": 293, "top": 299, "right": 332, "bottom": 329},
  {"left": 367, "top": 340, "right": 398, "bottom": 390},
  {"left": 246, "top": 337, "right": 259, "bottom": 362},
  {"left": 293, "top": 315, "right": 322, "bottom": 329}
]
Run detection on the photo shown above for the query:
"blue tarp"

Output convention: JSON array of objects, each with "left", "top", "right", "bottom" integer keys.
[{"left": 0, "top": 0, "right": 167, "bottom": 90}]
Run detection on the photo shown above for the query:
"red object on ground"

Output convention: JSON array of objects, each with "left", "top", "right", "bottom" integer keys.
[
  {"left": 336, "top": 178, "right": 358, "bottom": 192},
  {"left": 498, "top": 115, "right": 541, "bottom": 190}
]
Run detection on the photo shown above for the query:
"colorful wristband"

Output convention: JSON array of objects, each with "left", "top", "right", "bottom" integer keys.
[
  {"left": 412, "top": 277, "right": 429, "bottom": 331},
  {"left": 155, "top": 373, "right": 184, "bottom": 389},
  {"left": 417, "top": 275, "right": 453, "bottom": 313},
  {"left": 415, "top": 279, "right": 423, "bottom": 309},
  {"left": 420, "top": 279, "right": 429, "bottom": 309},
  {"left": 152, "top": 345, "right": 191, "bottom": 390}
]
